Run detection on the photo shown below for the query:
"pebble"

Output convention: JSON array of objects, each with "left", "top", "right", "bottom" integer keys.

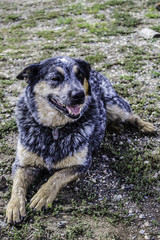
[
  {"left": 98, "top": 197, "right": 103, "bottom": 201},
  {"left": 0, "top": 176, "right": 7, "bottom": 190},
  {"left": 57, "top": 221, "right": 67, "bottom": 229},
  {"left": 0, "top": 220, "right": 7, "bottom": 228},
  {"left": 0, "top": 72, "right": 9, "bottom": 79},
  {"left": 144, "top": 161, "right": 149, "bottom": 164},
  {"left": 144, "top": 221, "right": 150, "bottom": 227},
  {"left": 113, "top": 194, "right": 123, "bottom": 202},
  {"left": 91, "top": 178, "right": 96, "bottom": 183},
  {"left": 139, "top": 230, "right": 145, "bottom": 235},
  {"left": 144, "top": 196, "right": 148, "bottom": 200},
  {"left": 144, "top": 235, "right": 150, "bottom": 240},
  {"left": 132, "top": 236, "right": 137, "bottom": 240},
  {"left": 129, "top": 213, "right": 135, "bottom": 216},
  {"left": 139, "top": 214, "right": 145, "bottom": 219},
  {"left": 138, "top": 28, "right": 160, "bottom": 39}
]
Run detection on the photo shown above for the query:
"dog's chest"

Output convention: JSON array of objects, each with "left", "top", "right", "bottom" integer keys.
[{"left": 19, "top": 96, "right": 107, "bottom": 168}]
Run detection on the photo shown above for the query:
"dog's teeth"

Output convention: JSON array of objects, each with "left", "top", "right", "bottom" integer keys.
[
  {"left": 68, "top": 108, "right": 72, "bottom": 114},
  {"left": 51, "top": 98, "right": 65, "bottom": 108}
]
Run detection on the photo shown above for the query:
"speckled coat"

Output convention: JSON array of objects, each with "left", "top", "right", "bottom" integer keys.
[
  {"left": 13, "top": 57, "right": 131, "bottom": 173},
  {"left": 6, "top": 57, "right": 155, "bottom": 224}
]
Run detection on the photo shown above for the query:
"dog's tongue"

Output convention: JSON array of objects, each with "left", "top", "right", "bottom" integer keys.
[{"left": 66, "top": 105, "right": 80, "bottom": 115}]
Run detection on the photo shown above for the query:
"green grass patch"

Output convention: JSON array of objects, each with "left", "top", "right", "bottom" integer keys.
[
  {"left": 0, "top": 140, "right": 15, "bottom": 154},
  {"left": 4, "top": 27, "right": 28, "bottom": 43},
  {"left": 151, "top": 25, "right": 160, "bottom": 33},
  {"left": 103, "top": 137, "right": 160, "bottom": 202},
  {"left": 45, "top": 11, "right": 62, "bottom": 20},
  {"left": 113, "top": 75, "right": 141, "bottom": 98},
  {"left": 31, "top": 9, "right": 46, "bottom": 20},
  {"left": 65, "top": 221, "right": 93, "bottom": 240},
  {"left": 87, "top": 3, "right": 108, "bottom": 14},
  {"left": 119, "top": 45, "right": 148, "bottom": 73},
  {"left": 36, "top": 30, "right": 56, "bottom": 40},
  {"left": 145, "top": 9, "right": 160, "bottom": 19},
  {"left": 85, "top": 54, "right": 106, "bottom": 65},
  {"left": 106, "top": 0, "right": 130, "bottom": 6},
  {"left": 151, "top": 70, "right": 160, "bottom": 78},
  {"left": 4, "top": 14, "right": 21, "bottom": 23},
  {"left": 42, "top": 44, "right": 68, "bottom": 51},
  {"left": 146, "top": 0, "right": 158, "bottom": 6},
  {"left": 66, "top": 3, "right": 86, "bottom": 15},
  {"left": 113, "top": 12, "right": 141, "bottom": 27},
  {"left": 94, "top": 13, "right": 106, "bottom": 20},
  {"left": 56, "top": 17, "right": 73, "bottom": 25},
  {"left": 123, "top": 55, "right": 144, "bottom": 73},
  {"left": 77, "top": 21, "right": 133, "bottom": 37},
  {"left": 0, "top": 89, "right": 5, "bottom": 101},
  {"left": 0, "top": 119, "right": 17, "bottom": 139},
  {"left": 29, "top": 9, "right": 62, "bottom": 21},
  {"left": 0, "top": 79, "right": 14, "bottom": 86}
]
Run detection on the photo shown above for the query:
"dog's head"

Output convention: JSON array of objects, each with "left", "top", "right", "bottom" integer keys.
[{"left": 17, "top": 57, "right": 91, "bottom": 127}]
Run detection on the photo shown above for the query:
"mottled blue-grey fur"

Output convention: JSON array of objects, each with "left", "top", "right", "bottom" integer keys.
[
  {"left": 13, "top": 56, "right": 131, "bottom": 174},
  {"left": 6, "top": 56, "right": 155, "bottom": 225}
]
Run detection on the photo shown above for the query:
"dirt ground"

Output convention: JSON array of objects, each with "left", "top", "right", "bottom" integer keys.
[{"left": 0, "top": 0, "right": 160, "bottom": 239}]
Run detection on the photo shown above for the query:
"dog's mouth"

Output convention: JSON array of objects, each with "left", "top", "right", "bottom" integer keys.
[{"left": 49, "top": 97, "right": 82, "bottom": 119}]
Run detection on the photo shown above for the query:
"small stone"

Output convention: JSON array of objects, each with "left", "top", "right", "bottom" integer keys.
[
  {"left": 91, "top": 178, "right": 96, "bottom": 183},
  {"left": 139, "top": 214, "right": 145, "bottom": 219},
  {"left": 0, "top": 220, "right": 7, "bottom": 228},
  {"left": 139, "top": 230, "right": 145, "bottom": 235},
  {"left": 144, "top": 161, "right": 149, "bottom": 164},
  {"left": 0, "top": 176, "right": 7, "bottom": 190},
  {"left": 0, "top": 72, "right": 10, "bottom": 79},
  {"left": 99, "top": 197, "right": 103, "bottom": 201},
  {"left": 57, "top": 221, "right": 67, "bottom": 229},
  {"left": 138, "top": 28, "right": 160, "bottom": 39},
  {"left": 144, "top": 235, "right": 150, "bottom": 239},
  {"left": 113, "top": 194, "right": 123, "bottom": 202},
  {"left": 132, "top": 236, "right": 137, "bottom": 239},
  {"left": 144, "top": 196, "right": 148, "bottom": 200},
  {"left": 129, "top": 213, "right": 135, "bottom": 217},
  {"left": 103, "top": 170, "right": 107, "bottom": 174},
  {"left": 144, "top": 221, "right": 150, "bottom": 227},
  {"left": 88, "top": 202, "right": 94, "bottom": 205}
]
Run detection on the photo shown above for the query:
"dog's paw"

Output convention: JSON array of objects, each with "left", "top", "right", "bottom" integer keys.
[
  {"left": 139, "top": 121, "right": 156, "bottom": 133},
  {"left": 29, "top": 184, "right": 56, "bottom": 211},
  {"left": 6, "top": 197, "right": 26, "bottom": 224}
]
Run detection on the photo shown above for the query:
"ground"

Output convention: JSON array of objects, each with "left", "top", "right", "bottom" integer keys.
[{"left": 0, "top": 0, "right": 160, "bottom": 239}]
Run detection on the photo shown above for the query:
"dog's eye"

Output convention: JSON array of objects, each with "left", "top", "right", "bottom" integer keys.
[{"left": 51, "top": 77, "right": 60, "bottom": 81}]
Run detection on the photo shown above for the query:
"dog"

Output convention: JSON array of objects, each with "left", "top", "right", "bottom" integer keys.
[{"left": 6, "top": 56, "right": 155, "bottom": 224}]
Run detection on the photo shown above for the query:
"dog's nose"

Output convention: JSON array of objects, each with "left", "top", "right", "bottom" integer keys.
[{"left": 70, "top": 90, "right": 85, "bottom": 104}]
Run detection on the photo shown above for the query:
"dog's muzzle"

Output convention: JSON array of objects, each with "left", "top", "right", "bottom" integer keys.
[{"left": 48, "top": 90, "right": 85, "bottom": 119}]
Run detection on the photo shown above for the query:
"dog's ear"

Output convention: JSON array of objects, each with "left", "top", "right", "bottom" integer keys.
[
  {"left": 16, "top": 63, "right": 40, "bottom": 82},
  {"left": 75, "top": 59, "right": 91, "bottom": 79},
  {"left": 75, "top": 59, "right": 91, "bottom": 95}
]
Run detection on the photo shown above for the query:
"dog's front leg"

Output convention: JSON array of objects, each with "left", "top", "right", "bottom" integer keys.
[
  {"left": 6, "top": 167, "right": 37, "bottom": 224},
  {"left": 30, "top": 166, "right": 83, "bottom": 211}
]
